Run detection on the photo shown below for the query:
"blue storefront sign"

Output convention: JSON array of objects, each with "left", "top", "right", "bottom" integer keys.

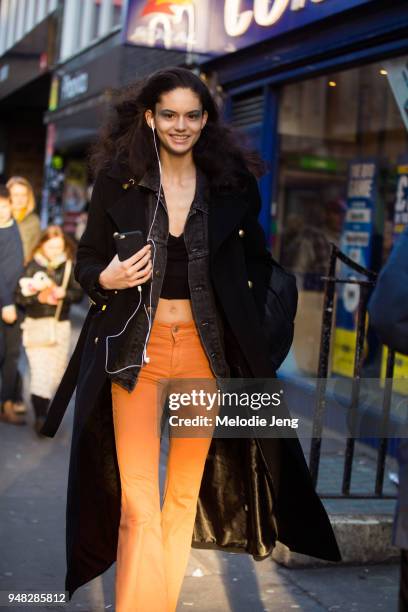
[
  {"left": 393, "top": 158, "right": 408, "bottom": 238},
  {"left": 124, "top": 0, "right": 375, "bottom": 55},
  {"left": 379, "top": 156, "right": 408, "bottom": 393},
  {"left": 332, "top": 159, "right": 378, "bottom": 377},
  {"left": 340, "top": 159, "right": 378, "bottom": 273}
]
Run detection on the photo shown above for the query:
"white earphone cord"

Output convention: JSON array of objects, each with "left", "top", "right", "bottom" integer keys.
[{"left": 105, "top": 122, "right": 162, "bottom": 374}]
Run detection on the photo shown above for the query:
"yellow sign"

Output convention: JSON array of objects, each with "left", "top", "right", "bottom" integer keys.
[
  {"left": 332, "top": 328, "right": 357, "bottom": 377},
  {"left": 380, "top": 347, "right": 408, "bottom": 394},
  {"left": 48, "top": 76, "right": 59, "bottom": 111},
  {"left": 332, "top": 324, "right": 370, "bottom": 377}
]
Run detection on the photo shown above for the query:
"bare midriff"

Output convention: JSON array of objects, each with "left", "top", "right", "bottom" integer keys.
[{"left": 155, "top": 297, "right": 194, "bottom": 324}]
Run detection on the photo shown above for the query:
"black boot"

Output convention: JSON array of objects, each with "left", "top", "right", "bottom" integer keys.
[{"left": 31, "top": 395, "right": 49, "bottom": 437}]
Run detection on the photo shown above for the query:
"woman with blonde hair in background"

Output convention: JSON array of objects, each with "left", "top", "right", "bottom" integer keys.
[
  {"left": 7, "top": 176, "right": 41, "bottom": 263},
  {"left": 6, "top": 176, "right": 42, "bottom": 419}
]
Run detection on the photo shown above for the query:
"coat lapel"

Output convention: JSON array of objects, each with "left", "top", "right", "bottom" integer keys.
[
  {"left": 105, "top": 187, "right": 149, "bottom": 235},
  {"left": 105, "top": 159, "right": 251, "bottom": 259}
]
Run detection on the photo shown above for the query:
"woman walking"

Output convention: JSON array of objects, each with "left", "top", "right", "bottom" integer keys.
[
  {"left": 7, "top": 176, "right": 41, "bottom": 263},
  {"left": 41, "top": 68, "right": 341, "bottom": 611},
  {"left": 15, "top": 226, "right": 83, "bottom": 435}
]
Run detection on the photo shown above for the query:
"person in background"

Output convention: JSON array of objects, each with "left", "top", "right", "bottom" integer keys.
[
  {"left": 15, "top": 226, "right": 83, "bottom": 436},
  {"left": 0, "top": 185, "right": 25, "bottom": 425},
  {"left": 7, "top": 176, "right": 41, "bottom": 263},
  {"left": 367, "top": 224, "right": 408, "bottom": 612},
  {"left": 283, "top": 198, "right": 347, "bottom": 290}
]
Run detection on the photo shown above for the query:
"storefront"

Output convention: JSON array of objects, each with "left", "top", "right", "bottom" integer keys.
[
  {"left": 0, "top": 10, "right": 58, "bottom": 202},
  {"left": 45, "top": 0, "right": 408, "bottom": 377},
  {"left": 198, "top": 0, "right": 408, "bottom": 378}
]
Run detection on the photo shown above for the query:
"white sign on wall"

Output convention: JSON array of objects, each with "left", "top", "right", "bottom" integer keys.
[
  {"left": 60, "top": 72, "right": 89, "bottom": 103},
  {"left": 385, "top": 57, "right": 408, "bottom": 132}
]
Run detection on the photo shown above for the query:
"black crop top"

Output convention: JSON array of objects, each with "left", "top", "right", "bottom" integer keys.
[{"left": 160, "top": 233, "right": 190, "bottom": 299}]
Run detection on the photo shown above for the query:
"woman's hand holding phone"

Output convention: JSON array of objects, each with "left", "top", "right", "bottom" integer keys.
[{"left": 99, "top": 244, "right": 152, "bottom": 290}]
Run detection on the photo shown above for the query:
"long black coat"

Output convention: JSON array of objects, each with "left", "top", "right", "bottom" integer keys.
[{"left": 41, "top": 162, "right": 341, "bottom": 599}]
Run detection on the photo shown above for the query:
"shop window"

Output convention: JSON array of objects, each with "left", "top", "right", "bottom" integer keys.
[{"left": 276, "top": 57, "right": 408, "bottom": 377}]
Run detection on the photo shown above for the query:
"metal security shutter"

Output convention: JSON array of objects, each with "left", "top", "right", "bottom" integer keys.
[{"left": 230, "top": 89, "right": 264, "bottom": 128}]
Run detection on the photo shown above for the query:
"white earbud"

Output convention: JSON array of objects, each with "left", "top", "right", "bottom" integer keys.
[{"left": 105, "top": 114, "right": 161, "bottom": 374}]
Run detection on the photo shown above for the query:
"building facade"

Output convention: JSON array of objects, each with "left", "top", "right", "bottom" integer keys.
[
  {"left": 122, "top": 0, "right": 408, "bottom": 379},
  {"left": 198, "top": 0, "right": 408, "bottom": 379},
  {"left": 0, "top": 0, "right": 59, "bottom": 197},
  {"left": 3, "top": 0, "right": 408, "bottom": 380}
]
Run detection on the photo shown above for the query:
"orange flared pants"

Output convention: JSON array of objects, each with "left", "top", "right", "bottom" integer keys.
[{"left": 111, "top": 318, "right": 218, "bottom": 612}]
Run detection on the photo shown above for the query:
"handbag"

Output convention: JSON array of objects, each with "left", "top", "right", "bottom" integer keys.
[{"left": 21, "top": 260, "right": 72, "bottom": 349}]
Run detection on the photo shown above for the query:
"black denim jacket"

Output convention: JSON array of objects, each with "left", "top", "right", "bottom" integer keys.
[{"left": 107, "top": 164, "right": 231, "bottom": 392}]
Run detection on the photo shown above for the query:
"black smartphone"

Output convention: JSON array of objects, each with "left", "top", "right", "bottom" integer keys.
[{"left": 113, "top": 230, "right": 146, "bottom": 261}]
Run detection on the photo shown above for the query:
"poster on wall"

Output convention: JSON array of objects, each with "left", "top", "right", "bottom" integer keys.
[
  {"left": 380, "top": 158, "right": 408, "bottom": 392},
  {"left": 332, "top": 159, "right": 378, "bottom": 377},
  {"left": 393, "top": 159, "right": 408, "bottom": 238}
]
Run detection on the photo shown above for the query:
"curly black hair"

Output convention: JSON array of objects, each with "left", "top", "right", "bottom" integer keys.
[{"left": 89, "top": 67, "right": 266, "bottom": 190}]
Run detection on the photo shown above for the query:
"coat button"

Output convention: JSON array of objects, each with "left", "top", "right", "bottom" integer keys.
[
  {"left": 201, "top": 320, "right": 209, "bottom": 327},
  {"left": 94, "top": 337, "right": 99, "bottom": 344},
  {"left": 248, "top": 280, "right": 253, "bottom": 288},
  {"left": 238, "top": 229, "right": 245, "bottom": 237},
  {"left": 210, "top": 352, "right": 217, "bottom": 358},
  {"left": 155, "top": 269, "right": 161, "bottom": 277},
  {"left": 114, "top": 290, "right": 118, "bottom": 294}
]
